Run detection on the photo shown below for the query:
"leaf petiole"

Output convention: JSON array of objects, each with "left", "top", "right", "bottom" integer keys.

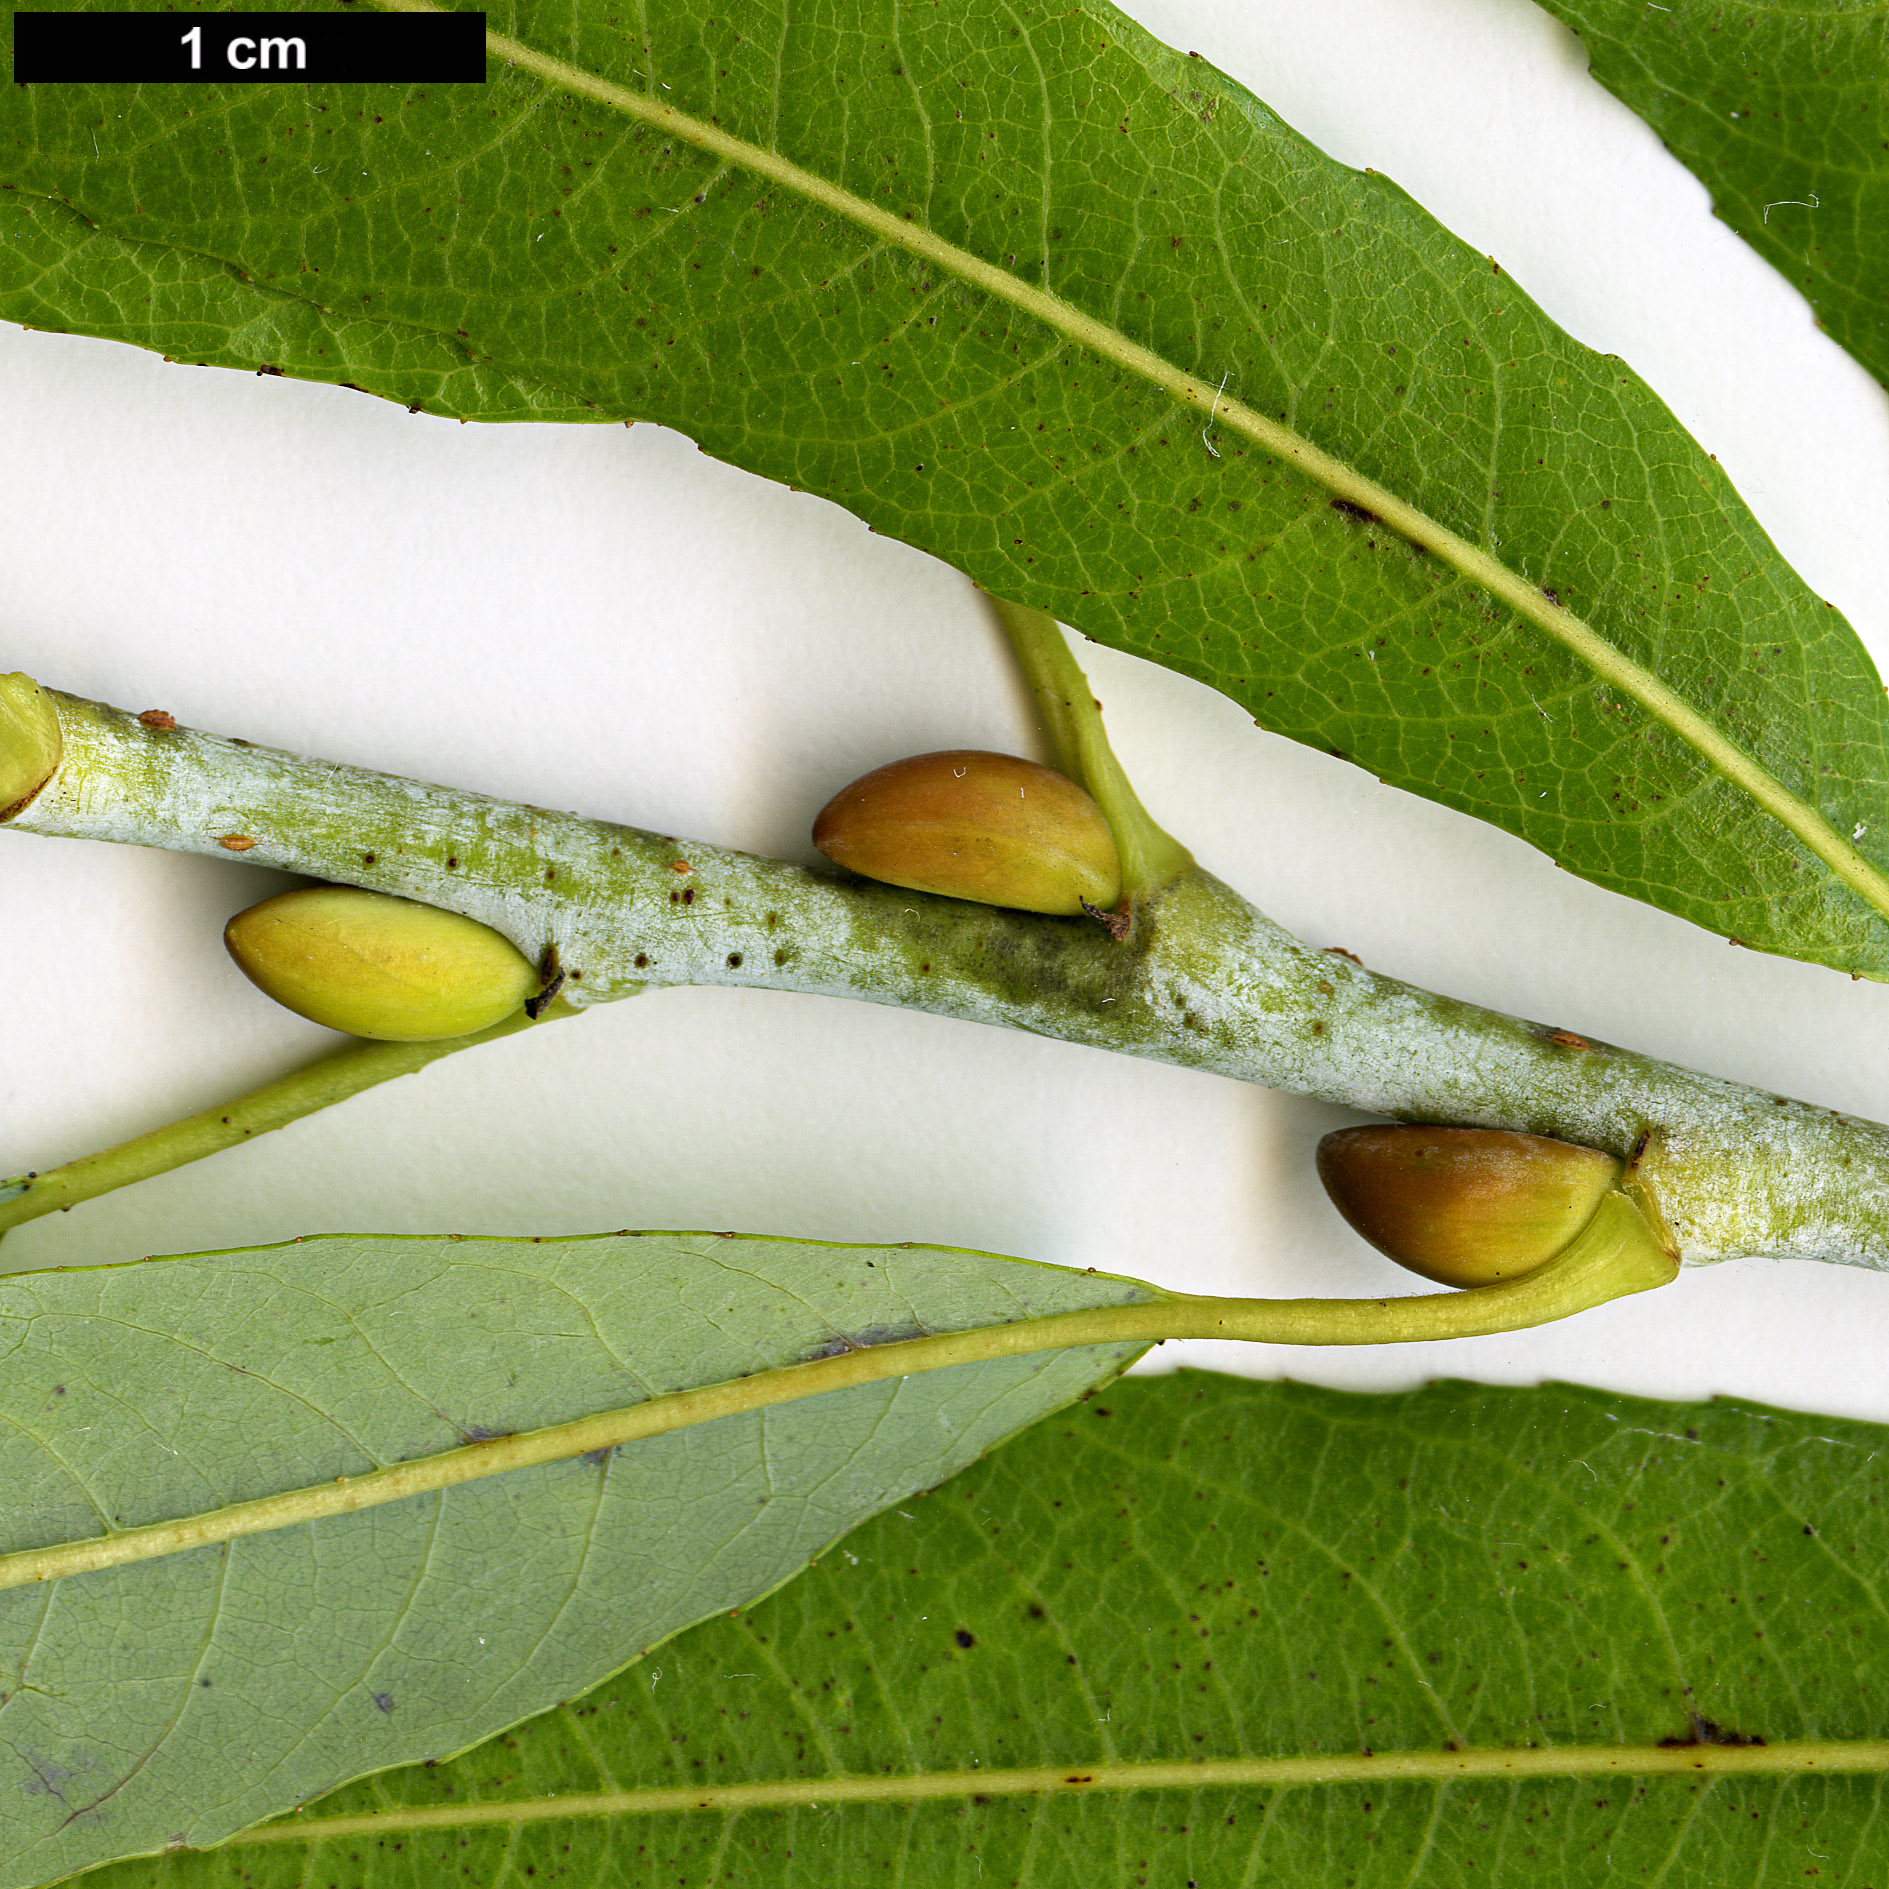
[
  {"left": 0, "top": 1221, "right": 1672, "bottom": 1594},
  {"left": 0, "top": 1000, "right": 584, "bottom": 1242},
  {"left": 988, "top": 595, "right": 1194, "bottom": 905}
]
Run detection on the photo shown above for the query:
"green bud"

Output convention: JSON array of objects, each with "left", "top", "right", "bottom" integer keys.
[
  {"left": 812, "top": 750, "right": 1122, "bottom": 916},
  {"left": 0, "top": 673, "right": 62, "bottom": 822},
  {"left": 225, "top": 887, "right": 541, "bottom": 1041},
  {"left": 1315, "top": 1125, "right": 1624, "bottom": 1288}
]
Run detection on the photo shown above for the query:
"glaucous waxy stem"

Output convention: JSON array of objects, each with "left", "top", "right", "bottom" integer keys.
[
  {"left": 813, "top": 749, "right": 1122, "bottom": 917},
  {"left": 1316, "top": 1123, "right": 1669, "bottom": 1290},
  {"left": 226, "top": 887, "right": 542, "bottom": 1041},
  {"left": 15, "top": 676, "right": 1889, "bottom": 1273},
  {"left": 0, "top": 672, "right": 61, "bottom": 821}
]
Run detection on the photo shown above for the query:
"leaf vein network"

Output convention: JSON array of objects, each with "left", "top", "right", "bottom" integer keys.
[{"left": 1076, "top": 1422, "right": 1463, "bottom": 1749}]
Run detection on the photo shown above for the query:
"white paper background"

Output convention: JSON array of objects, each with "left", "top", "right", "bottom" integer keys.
[{"left": 4, "top": 0, "right": 1888, "bottom": 1416}]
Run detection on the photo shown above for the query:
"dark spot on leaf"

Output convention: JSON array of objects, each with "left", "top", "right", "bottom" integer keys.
[
  {"left": 1660, "top": 1714, "right": 1764, "bottom": 1749},
  {"left": 803, "top": 1322, "right": 925, "bottom": 1361}
]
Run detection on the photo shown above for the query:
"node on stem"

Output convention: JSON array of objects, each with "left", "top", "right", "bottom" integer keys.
[{"left": 1315, "top": 1121, "right": 1679, "bottom": 1329}]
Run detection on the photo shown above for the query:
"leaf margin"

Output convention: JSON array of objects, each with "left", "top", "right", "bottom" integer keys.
[{"left": 411, "top": 0, "right": 1889, "bottom": 945}]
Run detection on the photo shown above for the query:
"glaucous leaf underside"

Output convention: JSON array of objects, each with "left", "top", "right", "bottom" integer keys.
[
  {"left": 0, "top": 1230, "right": 1147, "bottom": 1885},
  {"left": 81, "top": 1372, "right": 1889, "bottom": 1888},
  {"left": 2, "top": 0, "right": 1887, "bottom": 972}
]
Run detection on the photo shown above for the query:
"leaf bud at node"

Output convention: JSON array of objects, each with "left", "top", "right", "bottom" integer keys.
[
  {"left": 1315, "top": 1125, "right": 1623, "bottom": 1288},
  {"left": 0, "top": 672, "right": 62, "bottom": 822},
  {"left": 225, "top": 887, "right": 541, "bottom": 1041},
  {"left": 812, "top": 750, "right": 1122, "bottom": 916}
]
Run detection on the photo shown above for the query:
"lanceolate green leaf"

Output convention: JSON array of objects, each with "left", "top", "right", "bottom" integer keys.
[
  {"left": 1541, "top": 0, "right": 1889, "bottom": 394},
  {"left": 0, "top": 1231, "right": 1149, "bottom": 1886},
  {"left": 83, "top": 1373, "right": 1889, "bottom": 1888},
  {"left": 3, "top": 4, "right": 1888, "bottom": 975}
]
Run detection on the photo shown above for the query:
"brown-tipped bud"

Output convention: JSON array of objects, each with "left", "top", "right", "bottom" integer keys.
[
  {"left": 226, "top": 887, "right": 540, "bottom": 1042},
  {"left": 1315, "top": 1125, "right": 1622, "bottom": 1288},
  {"left": 812, "top": 750, "right": 1122, "bottom": 916},
  {"left": 0, "top": 673, "right": 62, "bottom": 821}
]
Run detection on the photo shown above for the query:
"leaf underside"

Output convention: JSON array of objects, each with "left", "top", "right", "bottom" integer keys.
[
  {"left": 0, "top": 1231, "right": 1147, "bottom": 1886},
  {"left": 1540, "top": 0, "right": 1889, "bottom": 396},
  {"left": 70, "top": 1371, "right": 1889, "bottom": 1889},
  {"left": 2, "top": 2, "right": 1888, "bottom": 973}
]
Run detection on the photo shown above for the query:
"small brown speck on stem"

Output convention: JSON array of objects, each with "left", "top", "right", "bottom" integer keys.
[
  {"left": 218, "top": 835, "right": 256, "bottom": 852},
  {"left": 137, "top": 710, "right": 177, "bottom": 730},
  {"left": 526, "top": 964, "right": 567, "bottom": 1019}
]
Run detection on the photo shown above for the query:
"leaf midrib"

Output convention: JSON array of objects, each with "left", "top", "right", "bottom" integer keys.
[
  {"left": 0, "top": 1298, "right": 1164, "bottom": 1591},
  {"left": 226, "top": 1740, "right": 1889, "bottom": 1848},
  {"left": 1, "top": 1245, "right": 1675, "bottom": 1593},
  {"left": 372, "top": 0, "right": 1889, "bottom": 931},
  {"left": 10, "top": 3, "right": 1883, "bottom": 927}
]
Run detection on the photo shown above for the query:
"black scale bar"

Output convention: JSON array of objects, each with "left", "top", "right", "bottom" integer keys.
[{"left": 14, "top": 10, "right": 486, "bottom": 82}]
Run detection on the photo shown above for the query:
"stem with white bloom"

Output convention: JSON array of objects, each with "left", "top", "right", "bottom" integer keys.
[{"left": 6, "top": 676, "right": 1888, "bottom": 1272}]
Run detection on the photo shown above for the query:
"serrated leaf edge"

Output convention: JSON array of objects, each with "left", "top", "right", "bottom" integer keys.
[{"left": 365, "top": 0, "right": 1889, "bottom": 935}]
